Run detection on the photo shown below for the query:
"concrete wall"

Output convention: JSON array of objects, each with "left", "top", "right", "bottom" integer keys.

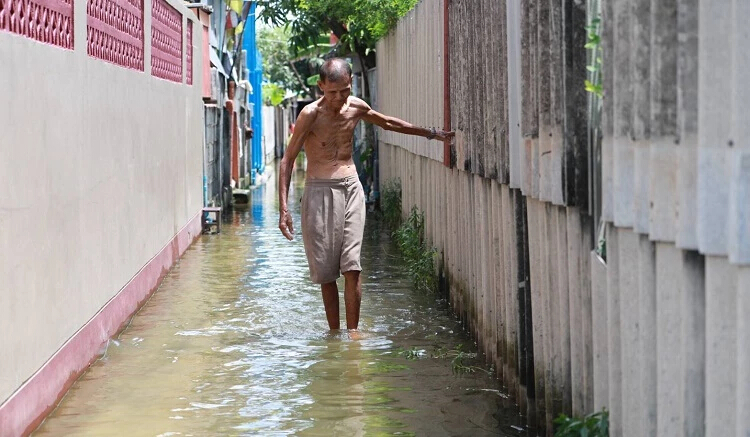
[
  {"left": 376, "top": 0, "right": 444, "bottom": 163},
  {"left": 0, "top": 0, "right": 204, "bottom": 430},
  {"left": 378, "top": 0, "right": 750, "bottom": 435}
]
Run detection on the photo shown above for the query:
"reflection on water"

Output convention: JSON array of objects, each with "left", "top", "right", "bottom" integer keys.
[{"left": 34, "top": 170, "right": 526, "bottom": 437}]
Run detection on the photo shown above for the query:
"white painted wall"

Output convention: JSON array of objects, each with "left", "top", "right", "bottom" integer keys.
[
  {"left": 262, "top": 105, "right": 276, "bottom": 166},
  {"left": 0, "top": 0, "right": 204, "bottom": 403}
]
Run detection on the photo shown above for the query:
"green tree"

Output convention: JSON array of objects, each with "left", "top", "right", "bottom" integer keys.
[
  {"left": 262, "top": 83, "right": 286, "bottom": 106},
  {"left": 257, "top": 0, "right": 419, "bottom": 102},
  {"left": 257, "top": 27, "right": 294, "bottom": 87},
  {"left": 257, "top": 26, "right": 315, "bottom": 100}
]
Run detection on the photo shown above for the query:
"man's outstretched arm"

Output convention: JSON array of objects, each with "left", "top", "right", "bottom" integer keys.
[
  {"left": 358, "top": 101, "right": 454, "bottom": 141},
  {"left": 278, "top": 107, "right": 314, "bottom": 240}
]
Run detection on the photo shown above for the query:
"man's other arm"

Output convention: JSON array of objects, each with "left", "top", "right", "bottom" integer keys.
[{"left": 278, "top": 106, "right": 314, "bottom": 240}]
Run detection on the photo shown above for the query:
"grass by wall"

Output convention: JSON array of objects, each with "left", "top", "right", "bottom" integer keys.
[{"left": 379, "top": 179, "right": 438, "bottom": 293}]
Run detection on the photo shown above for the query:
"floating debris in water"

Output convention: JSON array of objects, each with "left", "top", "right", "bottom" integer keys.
[{"left": 471, "top": 388, "right": 511, "bottom": 399}]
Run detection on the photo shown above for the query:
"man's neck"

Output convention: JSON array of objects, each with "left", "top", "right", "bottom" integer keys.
[{"left": 321, "top": 97, "right": 348, "bottom": 114}]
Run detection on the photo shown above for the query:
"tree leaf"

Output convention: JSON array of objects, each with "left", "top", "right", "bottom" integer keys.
[{"left": 306, "top": 74, "right": 320, "bottom": 86}]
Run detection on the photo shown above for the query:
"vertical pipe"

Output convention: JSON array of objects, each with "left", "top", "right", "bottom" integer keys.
[
  {"left": 203, "top": 105, "right": 209, "bottom": 206},
  {"left": 443, "top": 0, "right": 451, "bottom": 168},
  {"left": 244, "top": 2, "right": 263, "bottom": 181},
  {"left": 218, "top": 79, "right": 226, "bottom": 205}
]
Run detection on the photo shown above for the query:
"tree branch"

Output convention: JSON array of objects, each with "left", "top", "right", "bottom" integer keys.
[{"left": 289, "top": 60, "right": 314, "bottom": 98}]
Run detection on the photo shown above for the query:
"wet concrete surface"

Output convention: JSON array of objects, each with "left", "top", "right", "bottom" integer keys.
[{"left": 33, "top": 171, "right": 528, "bottom": 437}]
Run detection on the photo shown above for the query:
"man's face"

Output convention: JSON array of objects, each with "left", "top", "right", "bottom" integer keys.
[{"left": 318, "top": 77, "right": 352, "bottom": 109}]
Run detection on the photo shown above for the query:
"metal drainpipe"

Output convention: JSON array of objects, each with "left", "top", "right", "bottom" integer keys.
[
  {"left": 443, "top": 0, "right": 451, "bottom": 168},
  {"left": 218, "top": 79, "right": 225, "bottom": 206},
  {"left": 227, "top": 81, "right": 237, "bottom": 188},
  {"left": 203, "top": 105, "right": 209, "bottom": 207}
]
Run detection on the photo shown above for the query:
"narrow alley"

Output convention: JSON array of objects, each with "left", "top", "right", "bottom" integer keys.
[
  {"left": 32, "top": 170, "right": 526, "bottom": 437},
  {"left": 4, "top": 0, "right": 750, "bottom": 434}
]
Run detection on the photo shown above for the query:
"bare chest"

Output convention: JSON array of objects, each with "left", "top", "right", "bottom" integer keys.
[{"left": 309, "top": 110, "right": 360, "bottom": 146}]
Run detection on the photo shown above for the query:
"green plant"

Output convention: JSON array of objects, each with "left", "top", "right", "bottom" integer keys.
[
  {"left": 262, "top": 83, "right": 287, "bottom": 106},
  {"left": 379, "top": 179, "right": 403, "bottom": 229},
  {"left": 393, "top": 207, "right": 437, "bottom": 293},
  {"left": 431, "top": 344, "right": 490, "bottom": 375},
  {"left": 379, "top": 179, "right": 437, "bottom": 292},
  {"left": 595, "top": 219, "right": 607, "bottom": 261},
  {"left": 584, "top": 15, "right": 603, "bottom": 98},
  {"left": 398, "top": 347, "right": 425, "bottom": 360},
  {"left": 553, "top": 409, "right": 609, "bottom": 437}
]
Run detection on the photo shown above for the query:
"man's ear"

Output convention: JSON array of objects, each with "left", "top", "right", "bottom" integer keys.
[{"left": 317, "top": 80, "right": 324, "bottom": 89}]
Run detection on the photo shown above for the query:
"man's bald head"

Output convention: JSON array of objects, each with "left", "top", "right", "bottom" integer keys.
[{"left": 319, "top": 58, "right": 352, "bottom": 84}]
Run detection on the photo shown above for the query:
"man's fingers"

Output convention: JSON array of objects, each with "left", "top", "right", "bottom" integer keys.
[
  {"left": 279, "top": 225, "right": 294, "bottom": 240},
  {"left": 279, "top": 216, "right": 295, "bottom": 241},
  {"left": 279, "top": 219, "right": 294, "bottom": 241}
]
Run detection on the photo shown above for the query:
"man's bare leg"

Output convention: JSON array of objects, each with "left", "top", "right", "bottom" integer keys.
[
  {"left": 321, "top": 282, "right": 340, "bottom": 330},
  {"left": 343, "top": 271, "right": 362, "bottom": 330}
]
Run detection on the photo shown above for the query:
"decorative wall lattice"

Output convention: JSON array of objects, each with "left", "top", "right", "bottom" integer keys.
[
  {"left": 0, "top": 0, "right": 74, "bottom": 48},
  {"left": 186, "top": 19, "right": 192, "bottom": 85},
  {"left": 151, "top": 0, "right": 182, "bottom": 82},
  {"left": 87, "top": 0, "right": 144, "bottom": 70}
]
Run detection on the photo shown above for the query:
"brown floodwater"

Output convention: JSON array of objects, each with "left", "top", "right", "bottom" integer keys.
[{"left": 33, "top": 170, "right": 528, "bottom": 437}]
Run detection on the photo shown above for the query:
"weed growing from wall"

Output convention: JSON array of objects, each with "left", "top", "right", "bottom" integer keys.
[
  {"left": 380, "top": 178, "right": 403, "bottom": 229},
  {"left": 553, "top": 409, "right": 609, "bottom": 437},
  {"left": 584, "top": 9, "right": 603, "bottom": 98},
  {"left": 379, "top": 178, "right": 438, "bottom": 293},
  {"left": 393, "top": 207, "right": 438, "bottom": 293}
]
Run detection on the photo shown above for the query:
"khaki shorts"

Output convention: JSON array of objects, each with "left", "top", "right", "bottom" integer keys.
[{"left": 301, "top": 175, "right": 366, "bottom": 284}]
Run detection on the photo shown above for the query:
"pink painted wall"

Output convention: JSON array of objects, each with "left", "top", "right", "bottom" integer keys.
[{"left": 0, "top": 0, "right": 205, "bottom": 433}]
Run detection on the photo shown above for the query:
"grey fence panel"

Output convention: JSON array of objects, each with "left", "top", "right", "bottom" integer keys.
[{"left": 377, "top": 0, "right": 750, "bottom": 434}]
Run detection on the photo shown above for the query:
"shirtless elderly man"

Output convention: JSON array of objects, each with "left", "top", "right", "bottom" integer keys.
[{"left": 278, "top": 58, "right": 453, "bottom": 331}]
